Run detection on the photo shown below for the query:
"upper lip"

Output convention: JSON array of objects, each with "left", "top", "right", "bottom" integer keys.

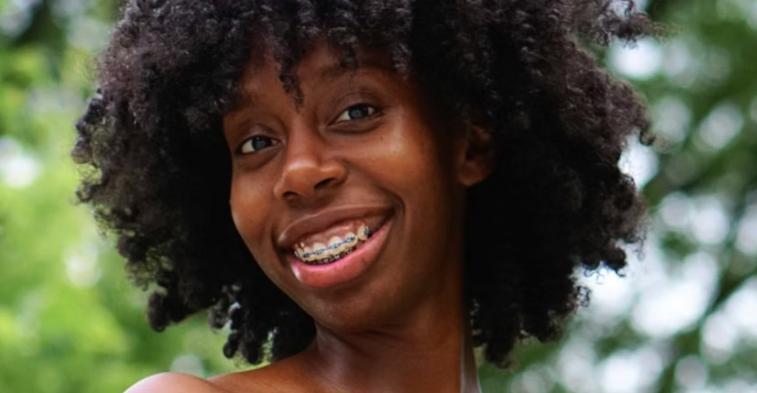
[{"left": 277, "top": 205, "right": 392, "bottom": 250}]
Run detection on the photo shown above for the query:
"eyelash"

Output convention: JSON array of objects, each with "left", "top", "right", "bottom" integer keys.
[
  {"left": 240, "top": 135, "right": 278, "bottom": 154},
  {"left": 335, "top": 104, "right": 378, "bottom": 123},
  {"left": 238, "top": 104, "right": 380, "bottom": 154}
]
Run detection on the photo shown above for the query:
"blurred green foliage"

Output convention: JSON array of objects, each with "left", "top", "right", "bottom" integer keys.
[
  {"left": 0, "top": 1, "right": 241, "bottom": 392},
  {"left": 0, "top": 1, "right": 755, "bottom": 392}
]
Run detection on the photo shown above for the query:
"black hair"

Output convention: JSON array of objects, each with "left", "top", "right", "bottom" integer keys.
[{"left": 74, "top": 0, "right": 656, "bottom": 368}]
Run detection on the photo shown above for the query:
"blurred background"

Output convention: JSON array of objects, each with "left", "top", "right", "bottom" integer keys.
[{"left": 0, "top": 0, "right": 755, "bottom": 392}]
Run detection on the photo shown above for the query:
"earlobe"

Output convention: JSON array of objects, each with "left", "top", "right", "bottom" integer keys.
[{"left": 456, "top": 125, "right": 494, "bottom": 187}]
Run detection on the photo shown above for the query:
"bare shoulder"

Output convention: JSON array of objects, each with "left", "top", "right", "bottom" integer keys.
[
  {"left": 124, "top": 373, "right": 231, "bottom": 393},
  {"left": 125, "top": 355, "right": 310, "bottom": 393},
  {"left": 209, "top": 369, "right": 291, "bottom": 393},
  {"left": 209, "top": 357, "right": 310, "bottom": 393}
]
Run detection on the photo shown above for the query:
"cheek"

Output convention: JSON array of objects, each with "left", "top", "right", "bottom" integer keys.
[
  {"left": 355, "top": 110, "right": 444, "bottom": 184},
  {"left": 383, "top": 115, "right": 459, "bottom": 233},
  {"left": 229, "top": 175, "right": 271, "bottom": 256},
  {"left": 230, "top": 178, "right": 292, "bottom": 289},
  {"left": 377, "top": 119, "right": 452, "bottom": 202}
]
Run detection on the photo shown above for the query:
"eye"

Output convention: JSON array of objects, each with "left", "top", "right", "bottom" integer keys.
[
  {"left": 336, "top": 104, "right": 377, "bottom": 122},
  {"left": 240, "top": 135, "right": 278, "bottom": 154}
]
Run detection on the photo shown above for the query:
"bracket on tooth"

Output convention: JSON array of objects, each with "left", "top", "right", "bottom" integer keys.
[
  {"left": 357, "top": 225, "right": 371, "bottom": 241},
  {"left": 293, "top": 225, "right": 374, "bottom": 265},
  {"left": 297, "top": 227, "right": 372, "bottom": 261}
]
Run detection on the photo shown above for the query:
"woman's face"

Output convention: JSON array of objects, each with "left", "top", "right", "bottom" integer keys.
[{"left": 224, "top": 44, "right": 486, "bottom": 331}]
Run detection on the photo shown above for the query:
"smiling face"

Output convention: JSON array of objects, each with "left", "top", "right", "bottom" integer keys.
[{"left": 224, "top": 44, "right": 488, "bottom": 332}]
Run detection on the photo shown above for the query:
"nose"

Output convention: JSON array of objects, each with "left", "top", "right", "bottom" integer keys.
[{"left": 273, "top": 123, "right": 346, "bottom": 201}]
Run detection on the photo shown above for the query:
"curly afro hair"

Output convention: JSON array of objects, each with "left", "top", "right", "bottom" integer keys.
[{"left": 73, "top": 0, "right": 656, "bottom": 368}]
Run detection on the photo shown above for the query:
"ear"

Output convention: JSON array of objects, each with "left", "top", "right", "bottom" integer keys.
[{"left": 454, "top": 125, "right": 495, "bottom": 187}]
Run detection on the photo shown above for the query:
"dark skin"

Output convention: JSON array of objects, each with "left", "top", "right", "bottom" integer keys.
[{"left": 126, "top": 43, "right": 491, "bottom": 393}]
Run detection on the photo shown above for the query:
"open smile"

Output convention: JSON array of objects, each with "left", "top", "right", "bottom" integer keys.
[
  {"left": 281, "top": 212, "right": 392, "bottom": 289},
  {"left": 293, "top": 223, "right": 373, "bottom": 265}
]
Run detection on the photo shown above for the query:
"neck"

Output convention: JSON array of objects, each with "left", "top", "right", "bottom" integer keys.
[{"left": 297, "top": 271, "right": 480, "bottom": 393}]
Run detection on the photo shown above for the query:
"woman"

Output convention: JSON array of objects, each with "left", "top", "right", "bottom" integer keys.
[{"left": 73, "top": 0, "right": 656, "bottom": 392}]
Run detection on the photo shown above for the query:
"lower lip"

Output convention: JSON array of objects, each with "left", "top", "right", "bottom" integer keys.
[{"left": 287, "top": 219, "right": 391, "bottom": 289}]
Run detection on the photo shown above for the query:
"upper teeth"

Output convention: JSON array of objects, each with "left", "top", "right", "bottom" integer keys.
[{"left": 294, "top": 224, "right": 371, "bottom": 263}]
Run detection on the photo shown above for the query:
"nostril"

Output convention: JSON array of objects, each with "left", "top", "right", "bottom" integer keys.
[
  {"left": 314, "top": 177, "right": 337, "bottom": 190},
  {"left": 282, "top": 190, "right": 299, "bottom": 200}
]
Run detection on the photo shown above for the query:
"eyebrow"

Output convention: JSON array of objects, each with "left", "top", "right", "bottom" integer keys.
[{"left": 312, "top": 58, "right": 396, "bottom": 88}]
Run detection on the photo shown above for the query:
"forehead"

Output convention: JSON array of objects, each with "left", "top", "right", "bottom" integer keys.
[{"left": 233, "top": 43, "right": 402, "bottom": 107}]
